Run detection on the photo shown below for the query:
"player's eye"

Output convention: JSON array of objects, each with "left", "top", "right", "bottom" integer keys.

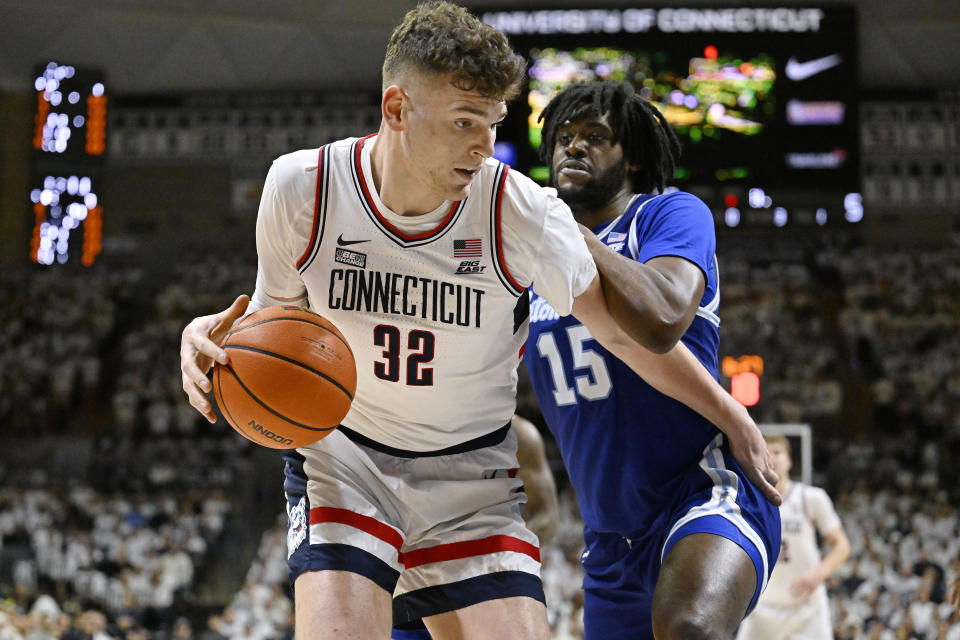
[
  {"left": 455, "top": 120, "right": 472, "bottom": 129},
  {"left": 557, "top": 133, "right": 572, "bottom": 145},
  {"left": 588, "top": 133, "right": 607, "bottom": 144}
]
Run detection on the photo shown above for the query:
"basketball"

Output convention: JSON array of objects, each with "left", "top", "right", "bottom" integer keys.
[{"left": 212, "top": 305, "right": 356, "bottom": 449}]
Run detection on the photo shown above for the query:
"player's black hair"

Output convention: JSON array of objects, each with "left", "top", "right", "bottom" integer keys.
[{"left": 538, "top": 81, "right": 681, "bottom": 194}]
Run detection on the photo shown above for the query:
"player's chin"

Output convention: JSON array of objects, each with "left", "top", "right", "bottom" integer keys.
[
  {"left": 447, "top": 179, "right": 474, "bottom": 200},
  {"left": 555, "top": 173, "right": 589, "bottom": 192},
  {"left": 555, "top": 184, "right": 584, "bottom": 202}
]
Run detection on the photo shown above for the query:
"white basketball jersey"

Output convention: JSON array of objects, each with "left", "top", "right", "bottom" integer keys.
[
  {"left": 252, "top": 135, "right": 596, "bottom": 451},
  {"left": 762, "top": 482, "right": 842, "bottom": 606}
]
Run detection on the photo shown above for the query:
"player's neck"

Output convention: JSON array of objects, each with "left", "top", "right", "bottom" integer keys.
[
  {"left": 571, "top": 188, "right": 637, "bottom": 230},
  {"left": 368, "top": 128, "right": 445, "bottom": 216}
]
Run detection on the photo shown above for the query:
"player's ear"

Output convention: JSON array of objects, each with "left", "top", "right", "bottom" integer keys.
[{"left": 382, "top": 85, "right": 406, "bottom": 132}]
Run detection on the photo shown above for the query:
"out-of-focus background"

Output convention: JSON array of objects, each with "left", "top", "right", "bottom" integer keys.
[{"left": 1, "top": 1, "right": 958, "bottom": 638}]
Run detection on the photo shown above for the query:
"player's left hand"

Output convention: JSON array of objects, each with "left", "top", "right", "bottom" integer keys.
[
  {"left": 727, "top": 418, "right": 781, "bottom": 506},
  {"left": 790, "top": 572, "right": 821, "bottom": 600}
]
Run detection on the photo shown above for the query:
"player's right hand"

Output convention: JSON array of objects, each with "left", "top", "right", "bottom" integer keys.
[
  {"left": 726, "top": 417, "right": 782, "bottom": 507},
  {"left": 789, "top": 571, "right": 821, "bottom": 600},
  {"left": 180, "top": 295, "right": 250, "bottom": 423}
]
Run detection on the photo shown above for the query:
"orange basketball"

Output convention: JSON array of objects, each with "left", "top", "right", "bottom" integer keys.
[{"left": 212, "top": 305, "right": 356, "bottom": 449}]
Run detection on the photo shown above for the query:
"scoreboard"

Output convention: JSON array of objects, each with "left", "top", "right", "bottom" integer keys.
[{"left": 28, "top": 61, "right": 107, "bottom": 266}]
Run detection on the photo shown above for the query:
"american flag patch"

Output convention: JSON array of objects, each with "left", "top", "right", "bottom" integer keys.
[
  {"left": 607, "top": 231, "right": 627, "bottom": 242},
  {"left": 454, "top": 239, "right": 482, "bottom": 258}
]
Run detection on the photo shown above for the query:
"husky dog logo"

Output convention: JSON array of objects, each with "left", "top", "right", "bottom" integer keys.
[{"left": 287, "top": 498, "right": 307, "bottom": 559}]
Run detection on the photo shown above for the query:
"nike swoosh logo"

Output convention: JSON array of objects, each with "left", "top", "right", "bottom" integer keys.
[
  {"left": 337, "top": 234, "right": 369, "bottom": 247},
  {"left": 785, "top": 54, "right": 842, "bottom": 81}
]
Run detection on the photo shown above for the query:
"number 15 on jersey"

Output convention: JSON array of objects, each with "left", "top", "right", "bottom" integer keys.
[{"left": 536, "top": 324, "right": 613, "bottom": 406}]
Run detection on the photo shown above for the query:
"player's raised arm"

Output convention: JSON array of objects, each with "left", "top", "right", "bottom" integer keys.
[{"left": 571, "top": 276, "right": 781, "bottom": 506}]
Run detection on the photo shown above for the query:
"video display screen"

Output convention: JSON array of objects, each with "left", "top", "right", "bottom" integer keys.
[{"left": 483, "top": 6, "right": 859, "bottom": 193}]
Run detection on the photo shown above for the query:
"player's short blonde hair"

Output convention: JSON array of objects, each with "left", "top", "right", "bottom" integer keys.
[
  {"left": 382, "top": 1, "right": 525, "bottom": 100},
  {"left": 764, "top": 433, "right": 792, "bottom": 456}
]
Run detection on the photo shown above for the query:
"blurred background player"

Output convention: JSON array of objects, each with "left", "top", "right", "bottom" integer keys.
[
  {"left": 524, "top": 80, "right": 782, "bottom": 640},
  {"left": 737, "top": 434, "right": 851, "bottom": 640},
  {"left": 513, "top": 414, "right": 560, "bottom": 546}
]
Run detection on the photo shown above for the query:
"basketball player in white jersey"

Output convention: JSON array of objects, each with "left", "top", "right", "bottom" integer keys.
[
  {"left": 737, "top": 435, "right": 850, "bottom": 640},
  {"left": 180, "top": 3, "right": 778, "bottom": 638}
]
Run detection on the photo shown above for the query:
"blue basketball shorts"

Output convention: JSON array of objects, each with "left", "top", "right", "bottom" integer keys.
[{"left": 580, "top": 435, "right": 781, "bottom": 640}]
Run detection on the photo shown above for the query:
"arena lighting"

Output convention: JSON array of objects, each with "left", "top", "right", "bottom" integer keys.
[
  {"left": 721, "top": 355, "right": 764, "bottom": 407},
  {"left": 731, "top": 372, "right": 760, "bottom": 406},
  {"left": 724, "top": 207, "right": 741, "bottom": 227},
  {"left": 844, "top": 192, "right": 863, "bottom": 222},
  {"left": 773, "top": 206, "right": 788, "bottom": 227},
  {"left": 748, "top": 187, "right": 773, "bottom": 209}
]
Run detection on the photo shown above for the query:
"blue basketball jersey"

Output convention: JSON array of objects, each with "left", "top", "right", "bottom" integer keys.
[{"left": 525, "top": 191, "right": 722, "bottom": 536}]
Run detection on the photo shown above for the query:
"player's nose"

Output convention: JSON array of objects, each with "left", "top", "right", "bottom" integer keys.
[
  {"left": 563, "top": 134, "right": 587, "bottom": 156},
  {"left": 473, "top": 126, "right": 496, "bottom": 160}
]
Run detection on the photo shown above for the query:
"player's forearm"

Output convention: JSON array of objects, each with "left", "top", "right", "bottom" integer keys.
[
  {"left": 582, "top": 231, "right": 693, "bottom": 353},
  {"left": 606, "top": 336, "right": 750, "bottom": 437},
  {"left": 576, "top": 271, "right": 748, "bottom": 437},
  {"left": 575, "top": 275, "right": 740, "bottom": 432},
  {"left": 817, "top": 533, "right": 852, "bottom": 582},
  {"left": 519, "top": 469, "right": 559, "bottom": 545},
  {"left": 524, "top": 494, "right": 559, "bottom": 545}
]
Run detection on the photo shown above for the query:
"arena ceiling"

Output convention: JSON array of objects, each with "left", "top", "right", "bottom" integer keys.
[{"left": 1, "top": 0, "right": 957, "bottom": 95}]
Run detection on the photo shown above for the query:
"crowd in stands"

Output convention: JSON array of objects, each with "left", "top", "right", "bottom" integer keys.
[
  {"left": 2, "top": 232, "right": 959, "bottom": 638},
  {"left": 0, "top": 255, "right": 272, "bottom": 639},
  {"left": 719, "top": 235, "right": 960, "bottom": 454},
  {"left": 0, "top": 473, "right": 230, "bottom": 639},
  {"left": 0, "top": 267, "right": 142, "bottom": 436},
  {"left": 830, "top": 483, "right": 960, "bottom": 639},
  {"left": 203, "top": 518, "right": 292, "bottom": 640}
]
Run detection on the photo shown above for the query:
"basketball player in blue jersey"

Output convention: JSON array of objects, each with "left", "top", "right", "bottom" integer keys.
[
  {"left": 180, "top": 5, "right": 778, "bottom": 637},
  {"left": 524, "top": 81, "right": 782, "bottom": 640}
]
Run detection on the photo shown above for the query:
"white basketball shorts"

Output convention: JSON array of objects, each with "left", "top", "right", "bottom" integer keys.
[
  {"left": 737, "top": 588, "right": 833, "bottom": 640},
  {"left": 282, "top": 423, "right": 544, "bottom": 625}
]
